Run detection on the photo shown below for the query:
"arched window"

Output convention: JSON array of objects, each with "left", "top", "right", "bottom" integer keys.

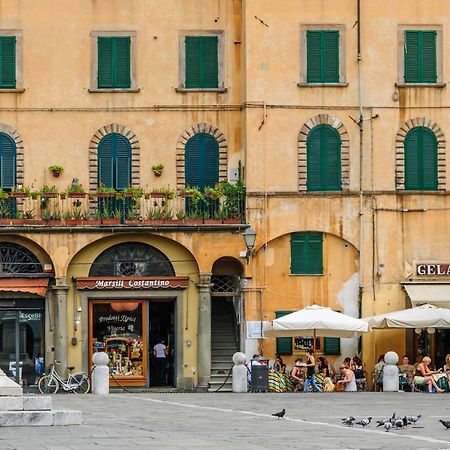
[
  {"left": 89, "top": 242, "right": 174, "bottom": 277},
  {"left": 404, "top": 127, "right": 438, "bottom": 190},
  {"left": 185, "top": 133, "right": 219, "bottom": 190},
  {"left": 306, "top": 125, "right": 341, "bottom": 191},
  {"left": 0, "top": 243, "right": 42, "bottom": 275},
  {"left": 0, "top": 133, "right": 16, "bottom": 189},
  {"left": 98, "top": 133, "right": 131, "bottom": 190}
]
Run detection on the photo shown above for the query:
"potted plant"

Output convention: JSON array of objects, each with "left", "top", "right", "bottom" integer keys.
[
  {"left": 49, "top": 165, "right": 64, "bottom": 177},
  {"left": 96, "top": 186, "right": 116, "bottom": 198},
  {"left": 83, "top": 210, "right": 101, "bottom": 226},
  {"left": 204, "top": 185, "right": 223, "bottom": 201},
  {"left": 11, "top": 186, "right": 30, "bottom": 199},
  {"left": 152, "top": 163, "right": 164, "bottom": 177},
  {"left": 0, "top": 189, "right": 9, "bottom": 200},
  {"left": 144, "top": 206, "right": 164, "bottom": 225},
  {"left": 67, "top": 180, "right": 86, "bottom": 198},
  {"left": 220, "top": 181, "right": 245, "bottom": 223},
  {"left": 123, "top": 186, "right": 144, "bottom": 199},
  {"left": 40, "top": 185, "right": 59, "bottom": 198},
  {"left": 172, "top": 209, "right": 186, "bottom": 224},
  {"left": 150, "top": 186, "right": 175, "bottom": 199},
  {"left": 64, "top": 207, "right": 83, "bottom": 226},
  {"left": 42, "top": 208, "right": 62, "bottom": 226},
  {"left": 101, "top": 209, "right": 121, "bottom": 225}
]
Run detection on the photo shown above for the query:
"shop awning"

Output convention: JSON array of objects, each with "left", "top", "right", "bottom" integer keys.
[
  {"left": 0, "top": 278, "right": 49, "bottom": 296},
  {"left": 402, "top": 282, "right": 450, "bottom": 308}
]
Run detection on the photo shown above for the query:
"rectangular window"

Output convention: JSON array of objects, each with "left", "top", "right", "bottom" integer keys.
[
  {"left": 404, "top": 30, "right": 437, "bottom": 83},
  {"left": 307, "top": 30, "right": 339, "bottom": 83},
  {"left": 98, "top": 36, "right": 131, "bottom": 89},
  {"left": 290, "top": 232, "right": 323, "bottom": 275},
  {"left": 185, "top": 36, "right": 219, "bottom": 89},
  {"left": 0, "top": 36, "right": 16, "bottom": 88},
  {"left": 275, "top": 311, "right": 293, "bottom": 355}
]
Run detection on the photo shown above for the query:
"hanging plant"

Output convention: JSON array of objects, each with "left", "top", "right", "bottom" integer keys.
[
  {"left": 151, "top": 164, "right": 164, "bottom": 177},
  {"left": 49, "top": 165, "right": 64, "bottom": 177}
]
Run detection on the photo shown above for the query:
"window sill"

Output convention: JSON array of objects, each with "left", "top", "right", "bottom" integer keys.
[
  {"left": 0, "top": 88, "right": 25, "bottom": 93},
  {"left": 297, "top": 82, "right": 348, "bottom": 88},
  {"left": 290, "top": 274, "right": 324, "bottom": 277},
  {"left": 396, "top": 83, "right": 446, "bottom": 88},
  {"left": 88, "top": 88, "right": 141, "bottom": 93},
  {"left": 175, "top": 87, "right": 228, "bottom": 93}
]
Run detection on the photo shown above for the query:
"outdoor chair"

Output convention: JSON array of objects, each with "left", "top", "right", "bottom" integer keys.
[{"left": 356, "top": 370, "right": 368, "bottom": 392}]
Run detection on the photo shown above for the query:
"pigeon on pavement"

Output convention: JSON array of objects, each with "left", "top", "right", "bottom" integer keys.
[
  {"left": 402, "top": 416, "right": 408, "bottom": 427},
  {"left": 394, "top": 418, "right": 404, "bottom": 429},
  {"left": 342, "top": 416, "right": 355, "bottom": 426},
  {"left": 272, "top": 409, "right": 286, "bottom": 419},
  {"left": 384, "top": 422, "right": 392, "bottom": 432},
  {"left": 439, "top": 420, "right": 450, "bottom": 429},
  {"left": 407, "top": 415, "right": 422, "bottom": 425},
  {"left": 356, "top": 417, "right": 372, "bottom": 427},
  {"left": 390, "top": 412, "right": 397, "bottom": 424}
]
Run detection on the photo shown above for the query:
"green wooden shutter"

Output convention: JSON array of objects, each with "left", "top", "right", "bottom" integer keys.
[
  {"left": 98, "top": 135, "right": 114, "bottom": 187},
  {"left": 291, "top": 232, "right": 323, "bottom": 275},
  {"left": 185, "top": 36, "right": 218, "bottom": 89},
  {"left": 185, "top": 135, "right": 202, "bottom": 188},
  {"left": 307, "top": 31, "right": 322, "bottom": 82},
  {"left": 307, "top": 125, "right": 341, "bottom": 191},
  {"left": 324, "top": 337, "right": 341, "bottom": 355},
  {"left": 405, "top": 31, "right": 437, "bottom": 83},
  {"left": 0, "top": 133, "right": 16, "bottom": 189},
  {"left": 115, "top": 37, "right": 131, "bottom": 88},
  {"left": 275, "top": 311, "right": 293, "bottom": 355},
  {"left": 115, "top": 135, "right": 131, "bottom": 190},
  {"left": 405, "top": 127, "right": 437, "bottom": 190},
  {"left": 98, "top": 37, "right": 114, "bottom": 88},
  {"left": 322, "top": 31, "right": 339, "bottom": 83},
  {"left": 202, "top": 134, "right": 219, "bottom": 189},
  {"left": 0, "top": 36, "right": 16, "bottom": 89}
]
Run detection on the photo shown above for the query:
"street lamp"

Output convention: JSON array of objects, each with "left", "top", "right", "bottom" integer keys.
[{"left": 243, "top": 227, "right": 257, "bottom": 262}]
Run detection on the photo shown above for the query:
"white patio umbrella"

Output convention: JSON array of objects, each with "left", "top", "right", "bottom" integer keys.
[
  {"left": 264, "top": 304, "right": 371, "bottom": 354},
  {"left": 363, "top": 303, "right": 450, "bottom": 330}
]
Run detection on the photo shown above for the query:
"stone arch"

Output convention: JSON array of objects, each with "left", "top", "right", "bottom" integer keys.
[
  {"left": 88, "top": 123, "right": 140, "bottom": 192},
  {"left": 0, "top": 123, "right": 24, "bottom": 186},
  {"left": 395, "top": 118, "right": 446, "bottom": 190},
  {"left": 298, "top": 114, "right": 350, "bottom": 192},
  {"left": 176, "top": 123, "right": 228, "bottom": 191}
]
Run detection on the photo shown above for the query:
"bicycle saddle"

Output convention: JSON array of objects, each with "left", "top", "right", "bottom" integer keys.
[{"left": 67, "top": 366, "right": 75, "bottom": 371}]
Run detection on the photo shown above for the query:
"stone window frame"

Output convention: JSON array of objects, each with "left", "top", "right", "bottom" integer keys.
[
  {"left": 0, "top": 123, "right": 24, "bottom": 186},
  {"left": 395, "top": 118, "right": 446, "bottom": 191},
  {"left": 89, "top": 30, "right": 139, "bottom": 93},
  {"left": 298, "top": 24, "right": 348, "bottom": 87},
  {"left": 298, "top": 114, "right": 350, "bottom": 192},
  {"left": 0, "top": 30, "right": 24, "bottom": 93},
  {"left": 396, "top": 25, "right": 445, "bottom": 87},
  {"left": 89, "top": 123, "right": 140, "bottom": 194},
  {"left": 176, "top": 30, "right": 226, "bottom": 93},
  {"left": 176, "top": 123, "right": 227, "bottom": 191}
]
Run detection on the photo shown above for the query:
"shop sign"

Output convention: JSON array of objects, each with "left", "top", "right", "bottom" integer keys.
[
  {"left": 416, "top": 264, "right": 450, "bottom": 276},
  {"left": 76, "top": 277, "right": 189, "bottom": 290}
]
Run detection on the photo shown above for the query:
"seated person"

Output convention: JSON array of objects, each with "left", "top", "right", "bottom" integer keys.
[
  {"left": 398, "top": 354, "right": 415, "bottom": 391},
  {"left": 414, "top": 356, "right": 444, "bottom": 393},
  {"left": 290, "top": 358, "right": 305, "bottom": 392},
  {"left": 268, "top": 356, "right": 294, "bottom": 393},
  {"left": 247, "top": 354, "right": 262, "bottom": 384},
  {"left": 316, "top": 357, "right": 331, "bottom": 391},
  {"left": 441, "top": 354, "right": 450, "bottom": 390}
]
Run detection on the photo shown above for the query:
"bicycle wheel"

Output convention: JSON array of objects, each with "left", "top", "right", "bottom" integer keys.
[
  {"left": 72, "top": 373, "right": 90, "bottom": 394},
  {"left": 38, "top": 375, "right": 59, "bottom": 394}
]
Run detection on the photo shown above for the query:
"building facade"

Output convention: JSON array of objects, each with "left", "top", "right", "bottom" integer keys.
[{"left": 0, "top": 0, "right": 450, "bottom": 390}]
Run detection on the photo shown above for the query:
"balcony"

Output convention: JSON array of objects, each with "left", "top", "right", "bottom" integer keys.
[{"left": 0, "top": 184, "right": 246, "bottom": 229}]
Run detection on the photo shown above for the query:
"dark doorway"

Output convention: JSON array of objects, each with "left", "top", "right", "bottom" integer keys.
[{"left": 148, "top": 300, "right": 175, "bottom": 387}]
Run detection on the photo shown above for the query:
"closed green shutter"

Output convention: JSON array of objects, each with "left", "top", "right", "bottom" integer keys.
[
  {"left": 405, "top": 31, "right": 437, "bottom": 83},
  {"left": 405, "top": 127, "right": 437, "bottom": 190},
  {"left": 98, "top": 133, "right": 131, "bottom": 189},
  {"left": 307, "top": 30, "right": 339, "bottom": 83},
  {"left": 324, "top": 337, "right": 341, "bottom": 355},
  {"left": 0, "top": 36, "right": 16, "bottom": 89},
  {"left": 307, "top": 125, "right": 341, "bottom": 191},
  {"left": 98, "top": 135, "right": 114, "bottom": 187},
  {"left": 275, "top": 311, "right": 293, "bottom": 356},
  {"left": 291, "top": 232, "right": 323, "bottom": 275},
  {"left": 185, "top": 36, "right": 218, "bottom": 89},
  {"left": 98, "top": 37, "right": 131, "bottom": 89},
  {"left": 115, "top": 135, "right": 131, "bottom": 189},
  {"left": 0, "top": 133, "right": 16, "bottom": 189}
]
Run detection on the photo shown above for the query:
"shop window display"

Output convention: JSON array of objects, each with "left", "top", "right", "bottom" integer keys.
[{"left": 91, "top": 301, "right": 145, "bottom": 378}]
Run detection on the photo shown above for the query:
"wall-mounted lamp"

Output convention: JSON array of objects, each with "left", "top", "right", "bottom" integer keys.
[
  {"left": 74, "top": 316, "right": 81, "bottom": 331},
  {"left": 243, "top": 227, "right": 257, "bottom": 263}
]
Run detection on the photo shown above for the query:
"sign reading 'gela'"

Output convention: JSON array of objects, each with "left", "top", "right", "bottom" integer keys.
[
  {"left": 417, "top": 264, "right": 450, "bottom": 276},
  {"left": 76, "top": 276, "right": 189, "bottom": 290}
]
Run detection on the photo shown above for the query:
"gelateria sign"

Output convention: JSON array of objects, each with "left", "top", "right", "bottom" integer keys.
[
  {"left": 416, "top": 264, "right": 450, "bottom": 276},
  {"left": 76, "top": 277, "right": 189, "bottom": 290}
]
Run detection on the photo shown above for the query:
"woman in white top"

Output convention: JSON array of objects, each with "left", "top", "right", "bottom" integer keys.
[{"left": 336, "top": 365, "right": 357, "bottom": 392}]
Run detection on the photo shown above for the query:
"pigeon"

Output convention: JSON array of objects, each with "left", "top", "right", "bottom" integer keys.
[
  {"left": 376, "top": 419, "right": 390, "bottom": 427},
  {"left": 356, "top": 417, "right": 372, "bottom": 427},
  {"left": 402, "top": 416, "right": 408, "bottom": 427},
  {"left": 384, "top": 422, "right": 392, "bottom": 432},
  {"left": 272, "top": 409, "right": 286, "bottom": 419},
  {"left": 407, "top": 415, "right": 422, "bottom": 425},
  {"left": 390, "top": 412, "right": 397, "bottom": 424},
  {"left": 394, "top": 418, "right": 404, "bottom": 429},
  {"left": 342, "top": 416, "right": 355, "bottom": 426},
  {"left": 439, "top": 419, "right": 450, "bottom": 429}
]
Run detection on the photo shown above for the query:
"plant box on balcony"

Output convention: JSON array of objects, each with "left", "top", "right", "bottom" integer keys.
[
  {"left": 0, "top": 219, "right": 11, "bottom": 225},
  {"left": 101, "top": 218, "right": 120, "bottom": 225},
  {"left": 96, "top": 193, "right": 116, "bottom": 198},
  {"left": 185, "top": 219, "right": 203, "bottom": 225},
  {"left": 44, "top": 219, "right": 63, "bottom": 226},
  {"left": 167, "top": 219, "right": 185, "bottom": 225},
  {"left": 65, "top": 219, "right": 84, "bottom": 226},
  {"left": 222, "top": 219, "right": 241, "bottom": 224},
  {"left": 41, "top": 193, "right": 58, "bottom": 198},
  {"left": 68, "top": 193, "right": 86, "bottom": 199},
  {"left": 125, "top": 220, "right": 142, "bottom": 225},
  {"left": 150, "top": 192, "right": 166, "bottom": 199},
  {"left": 11, "top": 192, "right": 29, "bottom": 198},
  {"left": 84, "top": 219, "right": 101, "bottom": 226},
  {"left": 143, "top": 219, "right": 164, "bottom": 225},
  {"left": 203, "top": 219, "right": 222, "bottom": 224},
  {"left": 178, "top": 191, "right": 192, "bottom": 198}
]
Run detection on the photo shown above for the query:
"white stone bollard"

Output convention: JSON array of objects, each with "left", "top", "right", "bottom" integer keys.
[
  {"left": 383, "top": 351, "right": 399, "bottom": 392},
  {"left": 232, "top": 352, "right": 248, "bottom": 393},
  {"left": 92, "top": 352, "right": 110, "bottom": 395}
]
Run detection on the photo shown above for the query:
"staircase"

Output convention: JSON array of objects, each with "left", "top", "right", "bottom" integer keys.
[{"left": 208, "top": 299, "right": 239, "bottom": 393}]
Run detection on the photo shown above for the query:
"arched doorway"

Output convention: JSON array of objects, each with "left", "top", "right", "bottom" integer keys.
[{"left": 88, "top": 242, "right": 178, "bottom": 387}]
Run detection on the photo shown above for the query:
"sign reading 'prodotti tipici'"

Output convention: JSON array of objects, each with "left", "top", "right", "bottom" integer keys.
[{"left": 76, "top": 277, "right": 189, "bottom": 290}]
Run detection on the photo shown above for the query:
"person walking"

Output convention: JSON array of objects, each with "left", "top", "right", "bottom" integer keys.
[
  {"left": 303, "top": 348, "right": 321, "bottom": 392},
  {"left": 153, "top": 338, "right": 169, "bottom": 386}
]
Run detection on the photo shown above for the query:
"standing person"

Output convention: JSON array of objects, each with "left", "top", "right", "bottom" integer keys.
[
  {"left": 303, "top": 349, "right": 321, "bottom": 393},
  {"left": 336, "top": 364, "right": 357, "bottom": 392},
  {"left": 153, "top": 338, "right": 168, "bottom": 386}
]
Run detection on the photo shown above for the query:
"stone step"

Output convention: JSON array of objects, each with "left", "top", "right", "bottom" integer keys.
[
  {"left": 211, "top": 343, "right": 238, "bottom": 349},
  {"left": 0, "top": 409, "right": 82, "bottom": 427},
  {"left": 0, "top": 396, "right": 52, "bottom": 411},
  {"left": 211, "top": 361, "right": 234, "bottom": 369}
]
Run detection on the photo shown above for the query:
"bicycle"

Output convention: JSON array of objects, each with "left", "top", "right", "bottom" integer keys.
[{"left": 38, "top": 361, "right": 90, "bottom": 394}]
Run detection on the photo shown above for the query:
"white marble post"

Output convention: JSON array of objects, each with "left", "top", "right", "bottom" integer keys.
[
  {"left": 383, "top": 351, "right": 399, "bottom": 392},
  {"left": 92, "top": 352, "right": 110, "bottom": 395},
  {"left": 232, "top": 352, "right": 248, "bottom": 393}
]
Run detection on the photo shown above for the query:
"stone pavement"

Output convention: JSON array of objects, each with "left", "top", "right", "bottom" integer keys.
[{"left": 1, "top": 392, "right": 450, "bottom": 449}]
